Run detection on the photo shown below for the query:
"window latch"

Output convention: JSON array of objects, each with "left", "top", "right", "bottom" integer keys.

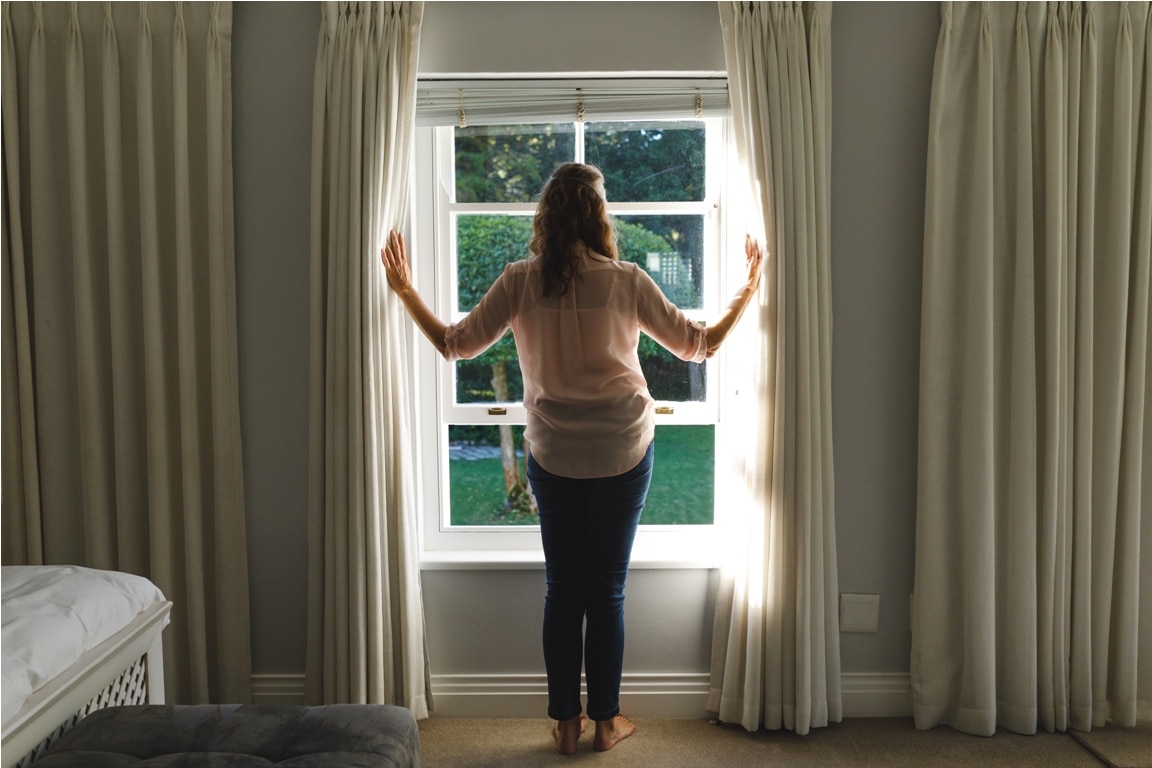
[
  {"left": 655, "top": 406, "right": 674, "bottom": 415},
  {"left": 488, "top": 407, "right": 507, "bottom": 416}
]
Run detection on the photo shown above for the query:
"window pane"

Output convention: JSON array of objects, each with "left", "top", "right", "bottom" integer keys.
[
  {"left": 448, "top": 424, "right": 536, "bottom": 525},
  {"left": 454, "top": 324, "right": 703, "bottom": 404},
  {"left": 617, "top": 214, "right": 704, "bottom": 310},
  {"left": 641, "top": 343, "right": 706, "bottom": 402},
  {"left": 644, "top": 425, "right": 715, "bottom": 525},
  {"left": 456, "top": 341, "right": 523, "bottom": 404},
  {"left": 455, "top": 124, "right": 576, "bottom": 203},
  {"left": 585, "top": 120, "right": 706, "bottom": 203},
  {"left": 455, "top": 213, "right": 704, "bottom": 404},
  {"left": 446, "top": 424, "right": 714, "bottom": 526},
  {"left": 456, "top": 214, "right": 533, "bottom": 311},
  {"left": 455, "top": 213, "right": 527, "bottom": 405}
]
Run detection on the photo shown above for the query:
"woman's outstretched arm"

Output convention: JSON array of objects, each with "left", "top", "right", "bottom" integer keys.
[
  {"left": 381, "top": 230, "right": 449, "bottom": 356},
  {"left": 703, "top": 234, "right": 763, "bottom": 356}
]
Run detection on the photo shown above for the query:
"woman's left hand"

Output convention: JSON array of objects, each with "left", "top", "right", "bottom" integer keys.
[{"left": 380, "top": 230, "right": 412, "bottom": 293}]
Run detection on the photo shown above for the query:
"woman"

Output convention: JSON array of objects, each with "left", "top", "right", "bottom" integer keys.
[{"left": 382, "top": 163, "right": 762, "bottom": 754}]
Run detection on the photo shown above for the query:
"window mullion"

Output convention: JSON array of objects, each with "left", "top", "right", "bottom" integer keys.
[{"left": 449, "top": 203, "right": 538, "bottom": 215}]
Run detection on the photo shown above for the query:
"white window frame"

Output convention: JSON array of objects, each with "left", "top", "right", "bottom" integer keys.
[{"left": 411, "top": 115, "right": 742, "bottom": 568}]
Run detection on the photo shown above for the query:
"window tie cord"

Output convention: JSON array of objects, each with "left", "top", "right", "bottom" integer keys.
[
  {"left": 576, "top": 89, "right": 585, "bottom": 123},
  {"left": 457, "top": 90, "right": 467, "bottom": 128}
]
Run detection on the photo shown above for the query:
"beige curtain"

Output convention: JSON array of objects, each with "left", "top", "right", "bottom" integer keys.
[
  {"left": 914, "top": 2, "right": 1149, "bottom": 736},
  {"left": 306, "top": 1, "right": 430, "bottom": 717},
  {"left": 1, "top": 1, "right": 252, "bottom": 703},
  {"left": 709, "top": 1, "right": 841, "bottom": 735}
]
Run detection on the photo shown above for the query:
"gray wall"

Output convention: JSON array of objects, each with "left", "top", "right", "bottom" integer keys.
[
  {"left": 231, "top": 0, "right": 939, "bottom": 694},
  {"left": 418, "top": 1, "right": 725, "bottom": 74},
  {"left": 233, "top": 1, "right": 316, "bottom": 674},
  {"left": 829, "top": 2, "right": 936, "bottom": 674},
  {"left": 1145, "top": 332, "right": 1152, "bottom": 703},
  {"left": 232, "top": 1, "right": 1151, "bottom": 709}
]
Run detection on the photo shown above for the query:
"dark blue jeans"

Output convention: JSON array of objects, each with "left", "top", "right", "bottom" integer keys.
[{"left": 526, "top": 443, "right": 654, "bottom": 722}]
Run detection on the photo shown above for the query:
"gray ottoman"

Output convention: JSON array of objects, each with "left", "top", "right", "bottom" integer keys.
[{"left": 34, "top": 704, "right": 420, "bottom": 767}]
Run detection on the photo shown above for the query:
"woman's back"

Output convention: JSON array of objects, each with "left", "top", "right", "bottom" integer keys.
[
  {"left": 446, "top": 250, "right": 705, "bottom": 479},
  {"left": 507, "top": 253, "right": 653, "bottom": 479}
]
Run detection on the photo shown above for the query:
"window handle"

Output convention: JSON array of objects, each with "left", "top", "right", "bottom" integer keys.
[
  {"left": 488, "top": 407, "right": 507, "bottom": 416},
  {"left": 655, "top": 406, "right": 674, "bottom": 415}
]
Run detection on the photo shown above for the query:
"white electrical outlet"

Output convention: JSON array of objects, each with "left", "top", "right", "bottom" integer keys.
[{"left": 839, "top": 593, "right": 880, "bottom": 633}]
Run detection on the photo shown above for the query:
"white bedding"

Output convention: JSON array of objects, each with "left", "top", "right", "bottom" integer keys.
[{"left": 1, "top": 565, "right": 168, "bottom": 727}]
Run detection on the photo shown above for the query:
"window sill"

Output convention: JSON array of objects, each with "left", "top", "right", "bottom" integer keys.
[{"left": 419, "top": 546, "right": 722, "bottom": 571}]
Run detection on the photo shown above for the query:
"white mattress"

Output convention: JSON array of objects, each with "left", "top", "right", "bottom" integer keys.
[{"left": 1, "top": 565, "right": 168, "bottom": 727}]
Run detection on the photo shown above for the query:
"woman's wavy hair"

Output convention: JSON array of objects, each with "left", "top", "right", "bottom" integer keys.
[{"left": 529, "top": 163, "right": 618, "bottom": 297}]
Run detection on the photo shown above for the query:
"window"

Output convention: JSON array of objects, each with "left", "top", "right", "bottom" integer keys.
[{"left": 411, "top": 82, "right": 735, "bottom": 562}]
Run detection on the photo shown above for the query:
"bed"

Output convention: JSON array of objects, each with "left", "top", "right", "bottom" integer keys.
[{"left": 1, "top": 565, "right": 172, "bottom": 768}]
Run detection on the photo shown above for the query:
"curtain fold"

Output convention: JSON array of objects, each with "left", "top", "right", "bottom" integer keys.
[
  {"left": 913, "top": 1, "right": 1149, "bottom": 736},
  {"left": 1, "top": 0, "right": 251, "bottom": 704},
  {"left": 709, "top": 1, "right": 841, "bottom": 735},
  {"left": 306, "top": 1, "right": 430, "bottom": 718}
]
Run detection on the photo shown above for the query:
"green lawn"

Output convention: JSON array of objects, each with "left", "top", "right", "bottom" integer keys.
[{"left": 449, "top": 425, "right": 715, "bottom": 526}]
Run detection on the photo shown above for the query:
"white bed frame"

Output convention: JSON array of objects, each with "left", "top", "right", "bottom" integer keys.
[{"left": 1, "top": 600, "right": 172, "bottom": 768}]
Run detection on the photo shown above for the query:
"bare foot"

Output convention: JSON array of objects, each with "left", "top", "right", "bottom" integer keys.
[
  {"left": 552, "top": 715, "right": 587, "bottom": 755},
  {"left": 593, "top": 714, "right": 636, "bottom": 751}
]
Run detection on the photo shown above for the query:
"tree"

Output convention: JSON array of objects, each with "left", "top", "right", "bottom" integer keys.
[
  {"left": 457, "top": 120, "right": 706, "bottom": 218},
  {"left": 456, "top": 216, "right": 535, "bottom": 513},
  {"left": 455, "top": 124, "right": 574, "bottom": 204},
  {"left": 585, "top": 121, "right": 706, "bottom": 204}
]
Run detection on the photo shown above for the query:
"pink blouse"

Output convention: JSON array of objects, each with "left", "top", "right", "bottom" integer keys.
[{"left": 444, "top": 251, "right": 707, "bottom": 479}]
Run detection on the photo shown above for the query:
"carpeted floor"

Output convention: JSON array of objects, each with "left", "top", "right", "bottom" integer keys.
[
  {"left": 1071, "top": 719, "right": 1152, "bottom": 768},
  {"left": 417, "top": 716, "right": 1142, "bottom": 767}
]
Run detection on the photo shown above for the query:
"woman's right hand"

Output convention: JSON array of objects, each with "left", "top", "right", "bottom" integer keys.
[
  {"left": 378, "top": 229, "right": 450, "bottom": 355},
  {"left": 380, "top": 230, "right": 412, "bottom": 294},
  {"left": 743, "top": 234, "right": 764, "bottom": 291}
]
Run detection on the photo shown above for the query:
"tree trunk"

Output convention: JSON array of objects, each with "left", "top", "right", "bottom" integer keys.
[
  {"left": 522, "top": 433, "right": 537, "bottom": 514},
  {"left": 490, "top": 363, "right": 520, "bottom": 495},
  {"left": 689, "top": 361, "right": 705, "bottom": 401}
]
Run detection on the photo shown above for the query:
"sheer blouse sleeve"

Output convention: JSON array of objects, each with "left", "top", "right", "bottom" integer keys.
[
  {"left": 443, "top": 264, "right": 516, "bottom": 362},
  {"left": 634, "top": 267, "right": 708, "bottom": 364}
]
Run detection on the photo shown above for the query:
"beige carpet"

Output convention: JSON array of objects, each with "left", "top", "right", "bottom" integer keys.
[
  {"left": 418, "top": 717, "right": 1111, "bottom": 767},
  {"left": 1071, "top": 720, "right": 1152, "bottom": 768}
]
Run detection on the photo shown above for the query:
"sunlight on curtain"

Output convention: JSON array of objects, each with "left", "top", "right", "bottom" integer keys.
[
  {"left": 306, "top": 1, "right": 430, "bottom": 717},
  {"left": 1, "top": 1, "right": 251, "bottom": 704},
  {"left": 709, "top": 1, "right": 841, "bottom": 735},
  {"left": 914, "top": 1, "right": 1149, "bottom": 736}
]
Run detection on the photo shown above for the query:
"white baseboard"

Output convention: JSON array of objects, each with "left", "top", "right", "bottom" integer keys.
[
  {"left": 429, "top": 671, "right": 911, "bottom": 719},
  {"left": 251, "top": 674, "right": 307, "bottom": 704},
  {"left": 249, "top": 671, "right": 911, "bottom": 719},
  {"left": 841, "top": 672, "right": 912, "bottom": 718},
  {"left": 430, "top": 672, "right": 711, "bottom": 718}
]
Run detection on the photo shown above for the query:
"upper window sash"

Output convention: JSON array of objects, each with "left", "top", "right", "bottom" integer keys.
[{"left": 433, "top": 121, "right": 723, "bottom": 420}]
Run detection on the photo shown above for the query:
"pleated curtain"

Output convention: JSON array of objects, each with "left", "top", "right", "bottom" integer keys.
[
  {"left": 305, "top": 1, "right": 431, "bottom": 717},
  {"left": 709, "top": 1, "right": 842, "bottom": 735},
  {"left": 913, "top": 2, "right": 1149, "bottom": 736},
  {"left": 1, "top": 1, "right": 252, "bottom": 703}
]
